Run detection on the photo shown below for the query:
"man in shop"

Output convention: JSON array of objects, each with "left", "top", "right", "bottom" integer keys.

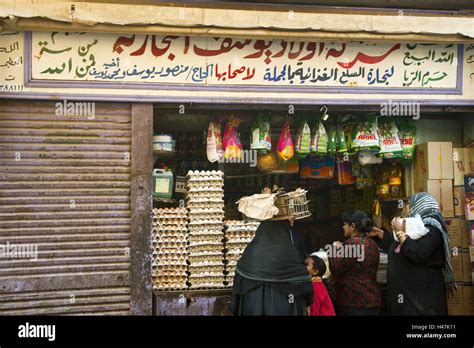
[{"left": 230, "top": 219, "right": 314, "bottom": 316}]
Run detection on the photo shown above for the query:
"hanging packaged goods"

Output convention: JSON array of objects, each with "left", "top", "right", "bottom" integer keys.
[
  {"left": 206, "top": 118, "right": 223, "bottom": 163},
  {"left": 223, "top": 116, "right": 243, "bottom": 160},
  {"left": 295, "top": 120, "right": 311, "bottom": 155},
  {"left": 378, "top": 118, "right": 403, "bottom": 158},
  {"left": 257, "top": 151, "right": 279, "bottom": 173},
  {"left": 300, "top": 155, "right": 335, "bottom": 179},
  {"left": 310, "top": 120, "right": 328, "bottom": 154},
  {"left": 336, "top": 158, "right": 356, "bottom": 185},
  {"left": 351, "top": 115, "right": 380, "bottom": 151},
  {"left": 397, "top": 118, "right": 417, "bottom": 160},
  {"left": 326, "top": 122, "right": 338, "bottom": 155},
  {"left": 250, "top": 116, "right": 272, "bottom": 152},
  {"left": 277, "top": 119, "right": 295, "bottom": 161}
]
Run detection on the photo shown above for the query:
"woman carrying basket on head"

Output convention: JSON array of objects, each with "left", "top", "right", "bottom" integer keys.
[{"left": 230, "top": 189, "right": 313, "bottom": 316}]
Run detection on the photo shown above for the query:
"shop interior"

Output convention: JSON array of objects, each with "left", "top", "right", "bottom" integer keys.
[{"left": 150, "top": 103, "right": 473, "bottom": 314}]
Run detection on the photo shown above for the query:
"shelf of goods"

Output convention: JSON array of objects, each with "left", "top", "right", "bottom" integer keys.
[
  {"left": 186, "top": 170, "right": 226, "bottom": 289},
  {"left": 152, "top": 208, "right": 188, "bottom": 292},
  {"left": 224, "top": 220, "right": 260, "bottom": 287}
]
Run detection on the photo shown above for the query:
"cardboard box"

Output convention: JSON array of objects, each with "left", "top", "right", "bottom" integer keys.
[
  {"left": 470, "top": 246, "right": 474, "bottom": 283},
  {"left": 468, "top": 246, "right": 474, "bottom": 284},
  {"left": 417, "top": 179, "right": 454, "bottom": 217},
  {"left": 447, "top": 284, "right": 464, "bottom": 315},
  {"left": 461, "top": 220, "right": 470, "bottom": 248},
  {"left": 463, "top": 285, "right": 474, "bottom": 315},
  {"left": 414, "top": 143, "right": 454, "bottom": 188},
  {"left": 465, "top": 174, "right": 474, "bottom": 194},
  {"left": 447, "top": 218, "right": 463, "bottom": 247},
  {"left": 469, "top": 222, "right": 474, "bottom": 246},
  {"left": 452, "top": 251, "right": 463, "bottom": 282},
  {"left": 462, "top": 251, "right": 472, "bottom": 284},
  {"left": 454, "top": 186, "right": 466, "bottom": 217},
  {"left": 453, "top": 148, "right": 473, "bottom": 186},
  {"left": 466, "top": 193, "right": 474, "bottom": 220}
]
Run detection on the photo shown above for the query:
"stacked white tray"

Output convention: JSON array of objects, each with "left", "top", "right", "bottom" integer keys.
[
  {"left": 186, "top": 170, "right": 226, "bottom": 289},
  {"left": 152, "top": 208, "right": 188, "bottom": 291},
  {"left": 224, "top": 220, "right": 259, "bottom": 287}
]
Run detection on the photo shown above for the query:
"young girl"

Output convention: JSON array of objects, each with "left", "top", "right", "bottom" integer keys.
[{"left": 305, "top": 255, "right": 336, "bottom": 316}]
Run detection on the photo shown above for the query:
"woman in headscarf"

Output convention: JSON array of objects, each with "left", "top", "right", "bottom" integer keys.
[
  {"left": 368, "top": 192, "right": 454, "bottom": 315},
  {"left": 230, "top": 220, "right": 313, "bottom": 315}
]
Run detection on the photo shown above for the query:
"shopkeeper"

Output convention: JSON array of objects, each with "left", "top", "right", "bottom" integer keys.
[
  {"left": 368, "top": 192, "right": 453, "bottom": 315},
  {"left": 230, "top": 220, "right": 313, "bottom": 315}
]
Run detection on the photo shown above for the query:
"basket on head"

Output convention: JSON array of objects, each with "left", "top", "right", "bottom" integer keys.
[{"left": 271, "top": 189, "right": 311, "bottom": 221}]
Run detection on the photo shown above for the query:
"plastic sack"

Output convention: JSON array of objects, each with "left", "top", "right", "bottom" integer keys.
[
  {"left": 352, "top": 115, "right": 380, "bottom": 151},
  {"left": 277, "top": 120, "right": 294, "bottom": 161},
  {"left": 378, "top": 118, "right": 403, "bottom": 158},
  {"left": 358, "top": 150, "right": 382, "bottom": 165},
  {"left": 257, "top": 152, "right": 279, "bottom": 173},
  {"left": 295, "top": 120, "right": 311, "bottom": 155},
  {"left": 327, "top": 123, "right": 337, "bottom": 154},
  {"left": 336, "top": 123, "right": 348, "bottom": 153},
  {"left": 250, "top": 116, "right": 271, "bottom": 152},
  {"left": 397, "top": 118, "right": 416, "bottom": 160},
  {"left": 336, "top": 157, "right": 355, "bottom": 185},
  {"left": 310, "top": 121, "right": 328, "bottom": 154},
  {"left": 223, "top": 116, "right": 243, "bottom": 160},
  {"left": 392, "top": 214, "right": 429, "bottom": 242},
  {"left": 237, "top": 193, "right": 279, "bottom": 221},
  {"left": 206, "top": 119, "right": 223, "bottom": 163}
]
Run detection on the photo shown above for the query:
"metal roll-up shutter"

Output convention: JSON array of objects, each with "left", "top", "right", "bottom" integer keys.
[{"left": 0, "top": 100, "right": 132, "bottom": 315}]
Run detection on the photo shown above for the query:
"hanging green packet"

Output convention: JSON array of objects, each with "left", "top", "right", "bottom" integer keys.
[
  {"left": 378, "top": 117, "right": 403, "bottom": 158},
  {"left": 295, "top": 120, "right": 311, "bottom": 155},
  {"left": 396, "top": 117, "right": 416, "bottom": 160},
  {"left": 327, "top": 122, "right": 337, "bottom": 154},
  {"left": 310, "top": 120, "right": 328, "bottom": 154},
  {"left": 351, "top": 114, "right": 380, "bottom": 151}
]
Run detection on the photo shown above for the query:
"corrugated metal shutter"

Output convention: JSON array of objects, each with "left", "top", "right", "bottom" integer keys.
[{"left": 0, "top": 100, "right": 132, "bottom": 315}]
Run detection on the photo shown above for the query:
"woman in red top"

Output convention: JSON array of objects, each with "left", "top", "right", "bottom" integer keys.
[
  {"left": 328, "top": 210, "right": 381, "bottom": 315},
  {"left": 305, "top": 255, "right": 336, "bottom": 316}
]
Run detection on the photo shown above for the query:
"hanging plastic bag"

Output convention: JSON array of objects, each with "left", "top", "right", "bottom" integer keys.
[
  {"left": 295, "top": 120, "right": 311, "bottom": 155},
  {"left": 378, "top": 117, "right": 403, "bottom": 158},
  {"left": 250, "top": 116, "right": 271, "bottom": 152},
  {"left": 397, "top": 118, "right": 417, "bottom": 160},
  {"left": 310, "top": 120, "right": 328, "bottom": 154},
  {"left": 327, "top": 122, "right": 337, "bottom": 154},
  {"left": 277, "top": 119, "right": 294, "bottom": 161},
  {"left": 336, "top": 123, "right": 348, "bottom": 153},
  {"left": 352, "top": 115, "right": 380, "bottom": 151},
  {"left": 206, "top": 118, "right": 223, "bottom": 163},
  {"left": 223, "top": 116, "right": 243, "bottom": 160}
]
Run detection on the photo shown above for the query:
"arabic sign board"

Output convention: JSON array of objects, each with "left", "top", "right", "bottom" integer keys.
[
  {"left": 28, "top": 32, "right": 460, "bottom": 92},
  {"left": 0, "top": 32, "right": 24, "bottom": 92}
]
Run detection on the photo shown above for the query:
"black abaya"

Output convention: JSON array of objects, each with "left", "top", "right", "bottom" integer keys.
[
  {"left": 376, "top": 225, "right": 448, "bottom": 315},
  {"left": 230, "top": 220, "right": 313, "bottom": 316}
]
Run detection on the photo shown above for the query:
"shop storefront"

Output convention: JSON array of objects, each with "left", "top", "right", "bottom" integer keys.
[{"left": 1, "top": 2, "right": 474, "bottom": 316}]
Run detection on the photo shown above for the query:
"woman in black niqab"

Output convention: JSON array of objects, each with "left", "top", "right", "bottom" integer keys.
[{"left": 230, "top": 220, "right": 313, "bottom": 315}]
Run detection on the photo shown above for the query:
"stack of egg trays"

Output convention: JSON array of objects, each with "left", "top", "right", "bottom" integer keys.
[
  {"left": 224, "top": 220, "right": 259, "bottom": 287},
  {"left": 186, "top": 170, "right": 226, "bottom": 289},
  {"left": 152, "top": 207, "right": 188, "bottom": 292}
]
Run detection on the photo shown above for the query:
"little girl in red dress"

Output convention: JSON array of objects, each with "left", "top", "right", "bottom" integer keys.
[{"left": 305, "top": 255, "right": 336, "bottom": 316}]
